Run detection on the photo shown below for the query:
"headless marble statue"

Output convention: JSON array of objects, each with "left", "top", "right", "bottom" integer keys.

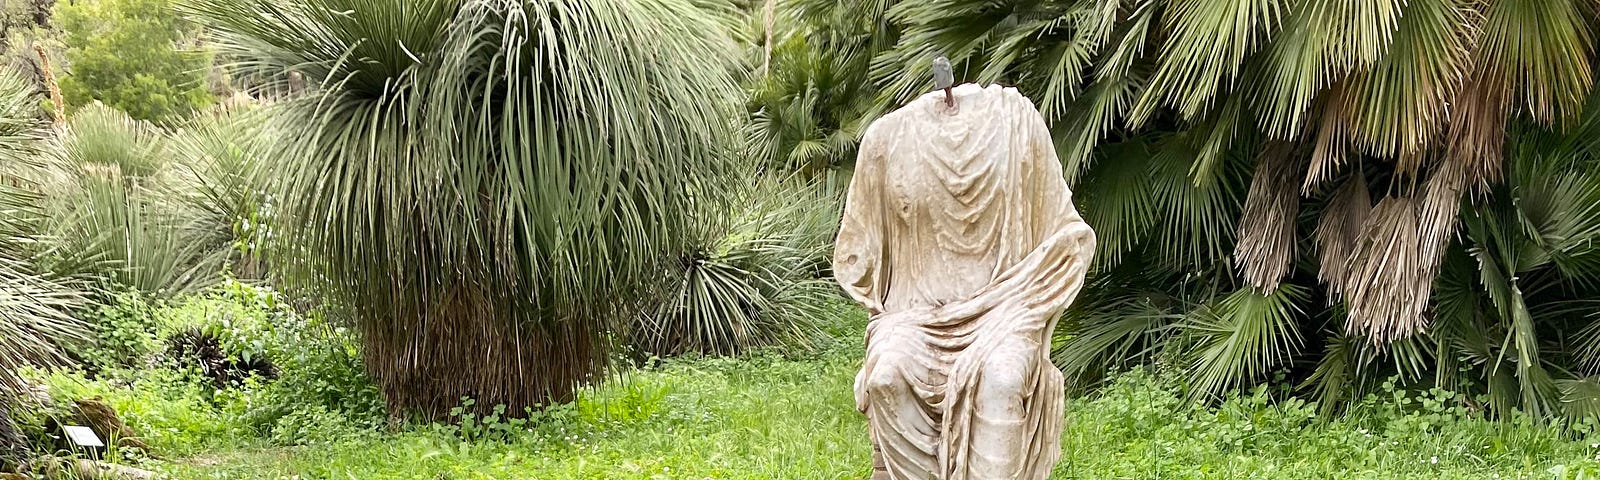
[{"left": 834, "top": 83, "right": 1096, "bottom": 480}]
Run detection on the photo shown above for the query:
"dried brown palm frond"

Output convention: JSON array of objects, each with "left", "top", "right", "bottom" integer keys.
[
  {"left": 1337, "top": 159, "right": 1465, "bottom": 343},
  {"left": 1313, "top": 171, "right": 1371, "bottom": 296},
  {"left": 1342, "top": 195, "right": 1433, "bottom": 343},
  {"left": 1304, "top": 85, "right": 1351, "bottom": 194},
  {"left": 1234, "top": 141, "right": 1302, "bottom": 293},
  {"left": 1444, "top": 75, "right": 1511, "bottom": 188},
  {"left": 33, "top": 45, "right": 64, "bottom": 125},
  {"left": 1419, "top": 157, "right": 1469, "bottom": 263}
]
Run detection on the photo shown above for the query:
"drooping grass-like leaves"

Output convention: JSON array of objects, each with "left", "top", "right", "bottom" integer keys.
[
  {"left": 189, "top": 0, "right": 744, "bottom": 417},
  {"left": 0, "top": 69, "right": 90, "bottom": 397}
]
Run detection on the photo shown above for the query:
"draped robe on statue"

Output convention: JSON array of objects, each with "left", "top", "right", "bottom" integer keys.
[{"left": 834, "top": 84, "right": 1096, "bottom": 480}]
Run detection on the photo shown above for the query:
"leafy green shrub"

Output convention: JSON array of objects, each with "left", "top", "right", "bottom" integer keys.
[
  {"left": 244, "top": 328, "right": 384, "bottom": 446},
  {"left": 7, "top": 281, "right": 385, "bottom": 456},
  {"left": 28, "top": 366, "right": 243, "bottom": 456},
  {"left": 164, "top": 327, "right": 276, "bottom": 388},
  {"left": 438, "top": 399, "right": 532, "bottom": 444},
  {"left": 156, "top": 280, "right": 385, "bottom": 444},
  {"left": 263, "top": 403, "right": 366, "bottom": 447},
  {"left": 67, "top": 292, "right": 160, "bottom": 372},
  {"left": 159, "top": 280, "right": 280, "bottom": 366}
]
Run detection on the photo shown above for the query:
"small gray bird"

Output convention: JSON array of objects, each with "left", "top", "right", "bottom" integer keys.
[{"left": 932, "top": 56, "right": 954, "bottom": 107}]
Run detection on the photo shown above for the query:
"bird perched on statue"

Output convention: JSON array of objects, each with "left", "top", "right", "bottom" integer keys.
[{"left": 932, "top": 56, "right": 954, "bottom": 107}]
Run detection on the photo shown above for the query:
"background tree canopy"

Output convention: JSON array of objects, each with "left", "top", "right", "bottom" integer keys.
[{"left": 55, "top": 0, "right": 214, "bottom": 123}]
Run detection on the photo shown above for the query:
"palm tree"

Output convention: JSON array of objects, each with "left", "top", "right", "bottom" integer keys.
[
  {"left": 188, "top": 0, "right": 746, "bottom": 417},
  {"left": 743, "top": 0, "right": 899, "bottom": 182},
  {"left": 791, "top": 0, "right": 1600, "bottom": 418}
]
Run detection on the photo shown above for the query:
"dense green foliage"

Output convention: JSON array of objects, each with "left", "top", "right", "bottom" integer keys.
[
  {"left": 752, "top": 0, "right": 1600, "bottom": 421},
  {"left": 55, "top": 0, "right": 214, "bottom": 122},
  {"left": 11, "top": 281, "right": 379, "bottom": 457},
  {"left": 26, "top": 103, "right": 267, "bottom": 297},
  {"left": 634, "top": 178, "right": 839, "bottom": 357},
  {"left": 0, "top": 68, "right": 87, "bottom": 394}
]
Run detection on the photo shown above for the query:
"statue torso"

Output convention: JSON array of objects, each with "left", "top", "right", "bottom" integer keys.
[{"left": 879, "top": 96, "right": 1026, "bottom": 312}]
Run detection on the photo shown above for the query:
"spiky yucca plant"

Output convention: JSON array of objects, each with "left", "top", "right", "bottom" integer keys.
[
  {"left": 28, "top": 103, "right": 222, "bottom": 296},
  {"left": 189, "top": 0, "right": 745, "bottom": 417},
  {"left": 636, "top": 178, "right": 838, "bottom": 357},
  {"left": 165, "top": 105, "right": 276, "bottom": 279}
]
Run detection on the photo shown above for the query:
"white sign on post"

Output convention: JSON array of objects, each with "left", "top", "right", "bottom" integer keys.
[{"left": 62, "top": 425, "right": 104, "bottom": 448}]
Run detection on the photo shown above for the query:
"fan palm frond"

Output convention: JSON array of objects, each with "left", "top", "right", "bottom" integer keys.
[
  {"left": 1312, "top": 171, "right": 1371, "bottom": 296},
  {"left": 1336, "top": 0, "right": 1471, "bottom": 171},
  {"left": 1342, "top": 195, "right": 1433, "bottom": 342},
  {"left": 1128, "top": 0, "right": 1284, "bottom": 125},
  {"left": 1180, "top": 283, "right": 1307, "bottom": 401},
  {"left": 1252, "top": 0, "right": 1404, "bottom": 140}
]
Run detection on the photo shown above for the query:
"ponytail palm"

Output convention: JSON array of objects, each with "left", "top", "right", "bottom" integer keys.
[{"left": 190, "top": 0, "right": 743, "bottom": 417}]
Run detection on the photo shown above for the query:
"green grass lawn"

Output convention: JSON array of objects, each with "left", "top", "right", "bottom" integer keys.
[{"left": 134, "top": 335, "right": 1600, "bottom": 480}]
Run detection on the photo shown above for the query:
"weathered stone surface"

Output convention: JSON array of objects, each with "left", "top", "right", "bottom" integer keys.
[{"left": 835, "top": 83, "right": 1096, "bottom": 480}]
